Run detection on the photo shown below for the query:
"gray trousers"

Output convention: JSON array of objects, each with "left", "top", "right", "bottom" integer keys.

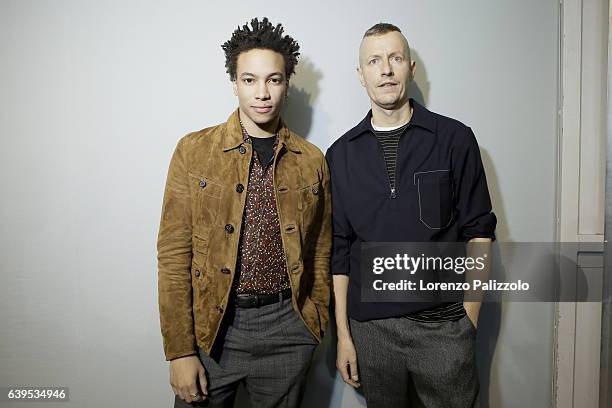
[
  {"left": 349, "top": 313, "right": 479, "bottom": 408},
  {"left": 174, "top": 296, "right": 318, "bottom": 408}
]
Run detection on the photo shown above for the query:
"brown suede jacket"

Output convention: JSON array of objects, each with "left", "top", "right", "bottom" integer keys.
[{"left": 157, "top": 109, "right": 331, "bottom": 361}]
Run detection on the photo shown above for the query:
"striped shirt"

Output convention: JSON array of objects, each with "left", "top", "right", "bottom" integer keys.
[
  {"left": 371, "top": 121, "right": 408, "bottom": 194},
  {"left": 372, "top": 119, "right": 466, "bottom": 322},
  {"left": 404, "top": 301, "right": 466, "bottom": 322}
]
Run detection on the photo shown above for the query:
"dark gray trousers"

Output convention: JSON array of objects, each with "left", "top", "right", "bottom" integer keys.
[
  {"left": 349, "top": 313, "right": 479, "bottom": 408},
  {"left": 174, "top": 296, "right": 318, "bottom": 408}
]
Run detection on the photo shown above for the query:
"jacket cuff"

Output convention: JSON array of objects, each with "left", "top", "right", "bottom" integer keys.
[{"left": 165, "top": 349, "right": 198, "bottom": 362}]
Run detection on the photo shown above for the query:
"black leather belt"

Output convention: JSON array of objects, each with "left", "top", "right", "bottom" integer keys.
[{"left": 235, "top": 288, "right": 292, "bottom": 308}]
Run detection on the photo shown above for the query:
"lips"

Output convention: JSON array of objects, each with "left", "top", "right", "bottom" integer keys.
[
  {"left": 253, "top": 106, "right": 273, "bottom": 114},
  {"left": 378, "top": 82, "right": 398, "bottom": 87}
]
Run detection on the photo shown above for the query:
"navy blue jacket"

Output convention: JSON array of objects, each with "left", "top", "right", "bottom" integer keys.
[{"left": 325, "top": 99, "right": 497, "bottom": 320}]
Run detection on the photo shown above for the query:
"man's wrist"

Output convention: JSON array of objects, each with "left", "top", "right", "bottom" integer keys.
[
  {"left": 336, "top": 328, "right": 353, "bottom": 342},
  {"left": 168, "top": 352, "right": 198, "bottom": 362}
]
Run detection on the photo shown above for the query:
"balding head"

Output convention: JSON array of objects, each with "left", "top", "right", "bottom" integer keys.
[{"left": 359, "top": 23, "right": 411, "bottom": 68}]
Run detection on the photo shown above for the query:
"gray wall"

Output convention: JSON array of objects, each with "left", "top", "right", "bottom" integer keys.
[{"left": 0, "top": 1, "right": 559, "bottom": 407}]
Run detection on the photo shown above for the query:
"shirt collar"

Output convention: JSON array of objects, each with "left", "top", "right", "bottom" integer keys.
[
  {"left": 347, "top": 98, "right": 436, "bottom": 141},
  {"left": 222, "top": 108, "right": 301, "bottom": 153},
  {"left": 239, "top": 118, "right": 280, "bottom": 152}
]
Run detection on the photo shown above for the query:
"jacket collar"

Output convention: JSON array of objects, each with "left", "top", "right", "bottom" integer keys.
[
  {"left": 222, "top": 109, "right": 301, "bottom": 153},
  {"left": 347, "top": 98, "right": 436, "bottom": 141}
]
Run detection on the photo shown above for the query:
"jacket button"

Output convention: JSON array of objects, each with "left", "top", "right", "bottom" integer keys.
[
  {"left": 216, "top": 305, "right": 224, "bottom": 313},
  {"left": 225, "top": 224, "right": 234, "bottom": 233},
  {"left": 195, "top": 269, "right": 201, "bottom": 277},
  {"left": 220, "top": 267, "right": 230, "bottom": 274},
  {"left": 311, "top": 186, "right": 319, "bottom": 195},
  {"left": 199, "top": 180, "right": 206, "bottom": 188},
  {"left": 236, "top": 184, "right": 244, "bottom": 193},
  {"left": 238, "top": 145, "right": 247, "bottom": 154}
]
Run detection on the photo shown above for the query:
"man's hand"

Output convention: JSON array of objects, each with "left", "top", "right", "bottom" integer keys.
[
  {"left": 463, "top": 301, "right": 480, "bottom": 330},
  {"left": 332, "top": 275, "right": 360, "bottom": 388},
  {"left": 463, "top": 237, "right": 490, "bottom": 331},
  {"left": 336, "top": 336, "right": 361, "bottom": 388},
  {"left": 170, "top": 355, "right": 208, "bottom": 403}
]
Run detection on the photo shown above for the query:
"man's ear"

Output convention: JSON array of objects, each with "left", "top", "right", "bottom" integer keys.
[
  {"left": 409, "top": 60, "right": 417, "bottom": 81},
  {"left": 357, "top": 66, "right": 366, "bottom": 87},
  {"left": 284, "top": 80, "right": 289, "bottom": 98},
  {"left": 232, "top": 80, "right": 238, "bottom": 96}
]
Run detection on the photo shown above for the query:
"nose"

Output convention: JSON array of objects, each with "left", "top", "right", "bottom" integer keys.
[
  {"left": 255, "top": 80, "right": 270, "bottom": 100},
  {"left": 381, "top": 58, "right": 394, "bottom": 77}
]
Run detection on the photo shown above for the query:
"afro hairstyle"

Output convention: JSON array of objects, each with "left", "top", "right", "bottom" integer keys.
[{"left": 221, "top": 17, "right": 300, "bottom": 81}]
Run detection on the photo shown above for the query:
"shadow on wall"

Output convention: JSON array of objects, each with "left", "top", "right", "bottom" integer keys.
[
  {"left": 481, "top": 149, "right": 510, "bottom": 242},
  {"left": 281, "top": 56, "right": 322, "bottom": 139},
  {"left": 412, "top": 50, "right": 504, "bottom": 408},
  {"left": 410, "top": 49, "right": 429, "bottom": 106},
  {"left": 477, "top": 149, "right": 505, "bottom": 408}
]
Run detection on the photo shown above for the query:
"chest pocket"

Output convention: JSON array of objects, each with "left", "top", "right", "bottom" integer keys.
[
  {"left": 188, "top": 172, "right": 223, "bottom": 225},
  {"left": 414, "top": 170, "right": 454, "bottom": 230}
]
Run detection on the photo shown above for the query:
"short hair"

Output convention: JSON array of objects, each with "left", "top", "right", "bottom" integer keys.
[
  {"left": 221, "top": 17, "right": 300, "bottom": 81},
  {"left": 363, "top": 22, "right": 402, "bottom": 38},
  {"left": 360, "top": 22, "right": 411, "bottom": 67}
]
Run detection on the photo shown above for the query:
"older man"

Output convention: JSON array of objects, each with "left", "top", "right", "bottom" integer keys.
[{"left": 326, "top": 23, "right": 496, "bottom": 407}]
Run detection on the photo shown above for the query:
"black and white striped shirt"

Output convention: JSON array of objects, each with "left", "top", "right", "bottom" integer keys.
[{"left": 371, "top": 121, "right": 407, "bottom": 194}]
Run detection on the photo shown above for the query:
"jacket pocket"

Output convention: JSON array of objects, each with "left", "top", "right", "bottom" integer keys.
[
  {"left": 188, "top": 172, "right": 223, "bottom": 225},
  {"left": 414, "top": 170, "right": 454, "bottom": 229},
  {"left": 192, "top": 232, "right": 210, "bottom": 267}
]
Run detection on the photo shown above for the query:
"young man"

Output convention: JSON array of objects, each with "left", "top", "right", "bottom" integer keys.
[
  {"left": 326, "top": 23, "right": 497, "bottom": 407},
  {"left": 157, "top": 18, "right": 331, "bottom": 408}
]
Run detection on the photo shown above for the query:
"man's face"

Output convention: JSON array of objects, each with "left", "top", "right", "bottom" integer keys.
[
  {"left": 358, "top": 31, "right": 415, "bottom": 110},
  {"left": 232, "top": 48, "right": 288, "bottom": 129}
]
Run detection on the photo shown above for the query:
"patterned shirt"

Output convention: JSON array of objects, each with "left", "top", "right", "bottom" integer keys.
[{"left": 234, "top": 125, "right": 291, "bottom": 295}]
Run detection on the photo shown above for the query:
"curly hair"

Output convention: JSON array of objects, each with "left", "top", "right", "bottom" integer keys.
[{"left": 221, "top": 17, "right": 300, "bottom": 81}]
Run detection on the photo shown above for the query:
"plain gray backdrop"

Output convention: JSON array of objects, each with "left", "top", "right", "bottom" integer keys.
[{"left": 0, "top": 1, "right": 559, "bottom": 407}]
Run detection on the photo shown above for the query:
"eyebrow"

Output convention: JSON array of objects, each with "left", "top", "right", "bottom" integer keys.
[
  {"left": 366, "top": 50, "right": 405, "bottom": 59},
  {"left": 239, "top": 72, "right": 285, "bottom": 78}
]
